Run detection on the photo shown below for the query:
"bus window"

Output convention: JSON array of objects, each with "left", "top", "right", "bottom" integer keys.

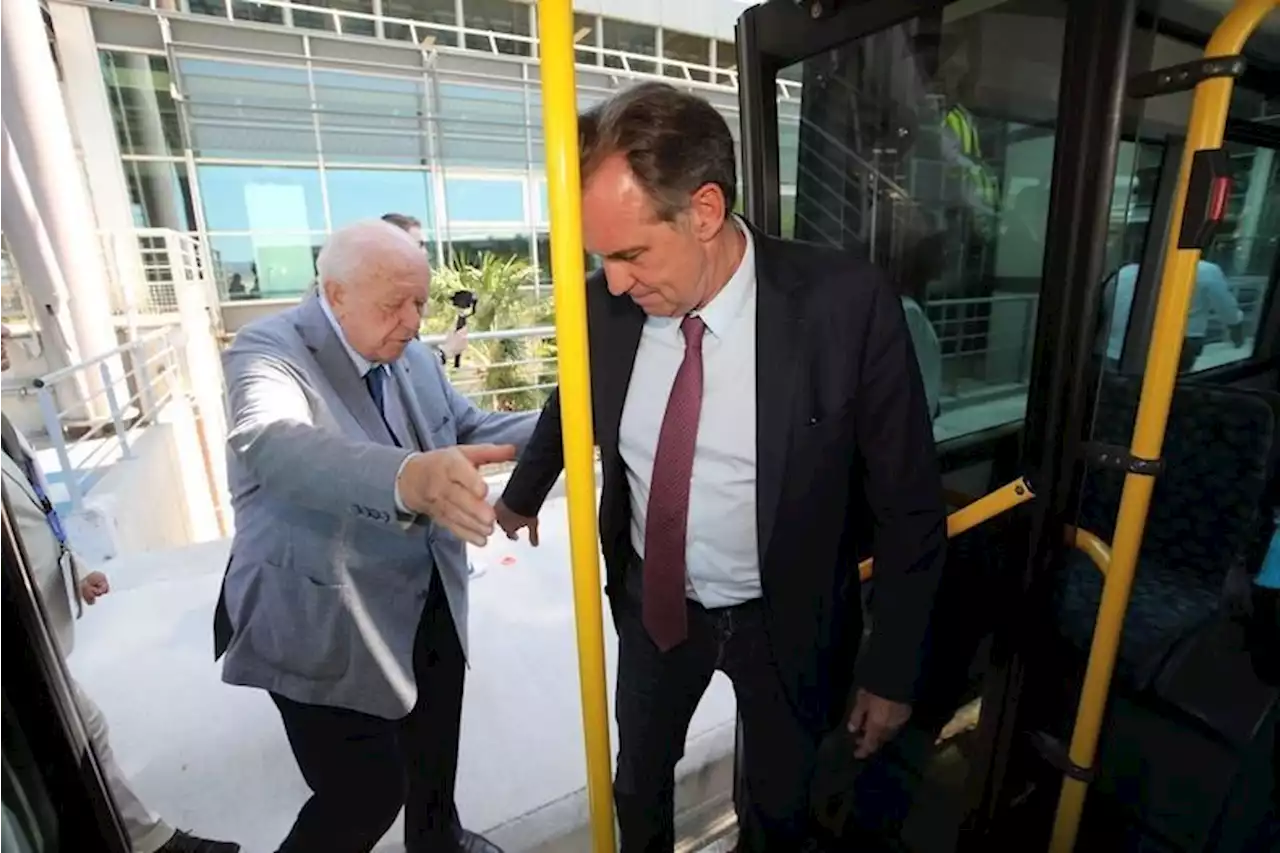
[
  {"left": 777, "top": 0, "right": 1068, "bottom": 441},
  {"left": 1100, "top": 139, "right": 1278, "bottom": 376},
  {"left": 1184, "top": 140, "right": 1277, "bottom": 371}
]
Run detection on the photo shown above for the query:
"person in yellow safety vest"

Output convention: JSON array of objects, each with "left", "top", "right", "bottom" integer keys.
[{"left": 940, "top": 102, "right": 1000, "bottom": 230}]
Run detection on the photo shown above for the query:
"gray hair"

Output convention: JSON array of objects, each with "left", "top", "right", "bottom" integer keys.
[{"left": 315, "top": 219, "right": 422, "bottom": 290}]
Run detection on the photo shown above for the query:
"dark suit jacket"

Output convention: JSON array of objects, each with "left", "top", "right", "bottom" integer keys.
[{"left": 501, "top": 228, "right": 946, "bottom": 731}]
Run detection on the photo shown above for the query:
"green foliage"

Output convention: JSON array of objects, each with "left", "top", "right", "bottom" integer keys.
[{"left": 423, "top": 252, "right": 556, "bottom": 412}]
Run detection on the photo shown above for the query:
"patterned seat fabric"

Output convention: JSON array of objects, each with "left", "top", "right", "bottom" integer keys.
[{"left": 1055, "top": 376, "right": 1277, "bottom": 691}]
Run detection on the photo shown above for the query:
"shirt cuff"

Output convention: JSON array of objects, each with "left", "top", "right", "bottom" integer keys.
[{"left": 394, "top": 453, "right": 416, "bottom": 516}]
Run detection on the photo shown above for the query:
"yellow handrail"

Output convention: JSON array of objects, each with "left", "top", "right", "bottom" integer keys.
[
  {"left": 536, "top": 1, "right": 616, "bottom": 850},
  {"left": 858, "top": 478, "right": 1034, "bottom": 581},
  {"left": 1066, "top": 526, "right": 1113, "bottom": 576},
  {"left": 1049, "top": 2, "right": 1277, "bottom": 849}
]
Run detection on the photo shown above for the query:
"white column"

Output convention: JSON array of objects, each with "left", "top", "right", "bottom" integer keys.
[
  {"left": 47, "top": 4, "right": 154, "bottom": 326},
  {"left": 0, "top": 125, "right": 81, "bottom": 374},
  {"left": 1, "top": 0, "right": 120, "bottom": 373}
]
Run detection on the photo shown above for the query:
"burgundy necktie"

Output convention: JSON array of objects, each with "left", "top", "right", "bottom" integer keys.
[{"left": 642, "top": 315, "right": 706, "bottom": 651}]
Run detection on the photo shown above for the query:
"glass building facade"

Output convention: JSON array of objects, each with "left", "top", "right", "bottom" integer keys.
[{"left": 94, "top": 0, "right": 784, "bottom": 302}]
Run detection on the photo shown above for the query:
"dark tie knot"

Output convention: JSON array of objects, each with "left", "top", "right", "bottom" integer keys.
[
  {"left": 365, "top": 365, "right": 387, "bottom": 411},
  {"left": 681, "top": 315, "right": 706, "bottom": 350}
]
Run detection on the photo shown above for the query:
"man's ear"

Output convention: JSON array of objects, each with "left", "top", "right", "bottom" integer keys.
[
  {"left": 322, "top": 279, "right": 344, "bottom": 313},
  {"left": 688, "top": 182, "right": 729, "bottom": 243}
]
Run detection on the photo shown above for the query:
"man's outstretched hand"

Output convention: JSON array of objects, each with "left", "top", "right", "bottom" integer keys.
[
  {"left": 494, "top": 498, "right": 540, "bottom": 547},
  {"left": 397, "top": 444, "right": 516, "bottom": 546},
  {"left": 846, "top": 688, "right": 912, "bottom": 759}
]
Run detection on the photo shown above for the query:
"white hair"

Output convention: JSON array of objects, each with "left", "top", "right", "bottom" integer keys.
[{"left": 315, "top": 219, "right": 422, "bottom": 290}]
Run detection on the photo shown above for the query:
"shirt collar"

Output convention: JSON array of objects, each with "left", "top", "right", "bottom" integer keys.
[
  {"left": 692, "top": 217, "right": 755, "bottom": 339},
  {"left": 318, "top": 291, "right": 377, "bottom": 377}
]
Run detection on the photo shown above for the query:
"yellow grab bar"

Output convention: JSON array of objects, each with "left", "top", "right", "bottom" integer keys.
[
  {"left": 858, "top": 478, "right": 1034, "bottom": 581},
  {"left": 1066, "top": 526, "right": 1113, "bottom": 576},
  {"left": 1049, "top": 2, "right": 1278, "bottom": 849},
  {"left": 536, "top": 1, "right": 616, "bottom": 850}
]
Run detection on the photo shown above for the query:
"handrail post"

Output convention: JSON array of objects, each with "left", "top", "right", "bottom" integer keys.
[
  {"left": 36, "top": 384, "right": 83, "bottom": 512},
  {"left": 100, "top": 362, "right": 132, "bottom": 459},
  {"left": 136, "top": 340, "right": 157, "bottom": 420},
  {"left": 536, "top": 1, "right": 617, "bottom": 851}
]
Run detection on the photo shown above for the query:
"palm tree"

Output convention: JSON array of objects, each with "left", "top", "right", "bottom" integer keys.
[{"left": 423, "top": 252, "right": 555, "bottom": 412}]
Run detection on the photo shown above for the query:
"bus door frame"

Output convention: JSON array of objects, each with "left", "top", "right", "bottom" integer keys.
[{"left": 732, "top": 0, "right": 1139, "bottom": 845}]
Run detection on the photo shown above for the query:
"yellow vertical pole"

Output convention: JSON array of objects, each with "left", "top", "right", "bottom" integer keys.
[
  {"left": 535, "top": 1, "right": 617, "bottom": 850},
  {"left": 1049, "top": 2, "right": 1276, "bottom": 850}
]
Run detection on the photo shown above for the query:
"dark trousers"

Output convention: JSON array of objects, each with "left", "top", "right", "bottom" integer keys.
[
  {"left": 270, "top": 574, "right": 465, "bottom": 853},
  {"left": 614, "top": 575, "right": 821, "bottom": 853}
]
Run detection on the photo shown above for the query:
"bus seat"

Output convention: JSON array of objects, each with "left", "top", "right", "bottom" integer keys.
[
  {"left": 1054, "top": 376, "right": 1279, "bottom": 695},
  {"left": 1050, "top": 379, "right": 1280, "bottom": 849}
]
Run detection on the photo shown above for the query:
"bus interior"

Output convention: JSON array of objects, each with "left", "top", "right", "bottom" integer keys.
[{"left": 733, "top": 0, "right": 1279, "bottom": 850}]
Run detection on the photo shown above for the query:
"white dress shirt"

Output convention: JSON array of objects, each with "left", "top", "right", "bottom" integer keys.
[
  {"left": 619, "top": 222, "right": 760, "bottom": 608},
  {"left": 319, "top": 295, "right": 420, "bottom": 511}
]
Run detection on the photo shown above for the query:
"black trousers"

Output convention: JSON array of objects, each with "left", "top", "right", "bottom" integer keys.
[
  {"left": 270, "top": 574, "right": 465, "bottom": 853},
  {"left": 613, "top": 572, "right": 822, "bottom": 853}
]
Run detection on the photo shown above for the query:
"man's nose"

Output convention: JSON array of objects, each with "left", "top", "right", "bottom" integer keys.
[
  {"left": 401, "top": 302, "right": 423, "bottom": 332},
  {"left": 603, "top": 262, "right": 634, "bottom": 296}
]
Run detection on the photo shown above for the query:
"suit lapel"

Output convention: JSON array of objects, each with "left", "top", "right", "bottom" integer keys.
[
  {"left": 591, "top": 275, "right": 645, "bottom": 448},
  {"left": 390, "top": 356, "right": 435, "bottom": 451},
  {"left": 753, "top": 234, "right": 804, "bottom": 565},
  {"left": 1, "top": 415, "right": 44, "bottom": 504},
  {"left": 295, "top": 296, "right": 396, "bottom": 447},
  {"left": 1, "top": 415, "right": 31, "bottom": 472}
]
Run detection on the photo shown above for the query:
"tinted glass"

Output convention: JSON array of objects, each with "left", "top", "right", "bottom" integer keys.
[{"left": 781, "top": 0, "right": 1068, "bottom": 439}]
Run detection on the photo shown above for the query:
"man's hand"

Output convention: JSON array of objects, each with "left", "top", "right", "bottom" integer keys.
[
  {"left": 78, "top": 571, "right": 110, "bottom": 605},
  {"left": 494, "top": 498, "right": 539, "bottom": 547},
  {"left": 846, "top": 688, "right": 912, "bottom": 759},
  {"left": 440, "top": 326, "right": 469, "bottom": 360},
  {"left": 397, "top": 444, "right": 516, "bottom": 546}
]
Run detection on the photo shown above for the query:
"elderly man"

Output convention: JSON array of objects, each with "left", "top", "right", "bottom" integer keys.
[{"left": 214, "top": 221, "right": 535, "bottom": 853}]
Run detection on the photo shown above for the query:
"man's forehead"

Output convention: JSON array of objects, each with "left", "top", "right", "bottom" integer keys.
[{"left": 583, "top": 178, "right": 664, "bottom": 255}]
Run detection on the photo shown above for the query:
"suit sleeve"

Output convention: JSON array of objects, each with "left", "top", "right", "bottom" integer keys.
[
  {"left": 225, "top": 330, "right": 413, "bottom": 527},
  {"left": 429, "top": 356, "right": 539, "bottom": 454},
  {"left": 852, "top": 279, "right": 947, "bottom": 704},
  {"left": 499, "top": 386, "right": 566, "bottom": 518}
]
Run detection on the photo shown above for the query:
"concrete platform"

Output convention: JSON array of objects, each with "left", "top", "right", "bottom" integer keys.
[{"left": 67, "top": 493, "right": 738, "bottom": 853}]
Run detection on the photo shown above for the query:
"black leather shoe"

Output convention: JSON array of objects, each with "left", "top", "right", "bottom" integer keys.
[{"left": 457, "top": 828, "right": 504, "bottom": 853}]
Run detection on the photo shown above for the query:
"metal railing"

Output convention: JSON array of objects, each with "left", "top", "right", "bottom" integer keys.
[
  {"left": 101, "top": 229, "right": 222, "bottom": 323},
  {"left": 139, "top": 0, "right": 803, "bottom": 100},
  {"left": 423, "top": 325, "right": 557, "bottom": 410},
  {"left": 7, "top": 328, "right": 185, "bottom": 511}
]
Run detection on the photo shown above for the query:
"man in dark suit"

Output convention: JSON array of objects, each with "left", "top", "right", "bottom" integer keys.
[{"left": 494, "top": 83, "right": 946, "bottom": 851}]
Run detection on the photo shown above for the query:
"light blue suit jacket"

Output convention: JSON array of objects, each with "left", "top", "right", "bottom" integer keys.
[{"left": 219, "top": 294, "right": 536, "bottom": 719}]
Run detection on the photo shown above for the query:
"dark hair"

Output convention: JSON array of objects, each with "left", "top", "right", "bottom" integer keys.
[
  {"left": 381, "top": 212, "right": 421, "bottom": 231},
  {"left": 580, "top": 82, "right": 737, "bottom": 221}
]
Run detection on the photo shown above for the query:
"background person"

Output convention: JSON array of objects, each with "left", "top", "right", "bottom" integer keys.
[
  {"left": 1100, "top": 259, "right": 1246, "bottom": 373},
  {"left": 1, "top": 326, "right": 240, "bottom": 853}
]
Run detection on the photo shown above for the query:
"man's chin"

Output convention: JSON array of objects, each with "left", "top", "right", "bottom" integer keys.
[
  {"left": 381, "top": 340, "right": 415, "bottom": 361},
  {"left": 631, "top": 295, "right": 678, "bottom": 317}
]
